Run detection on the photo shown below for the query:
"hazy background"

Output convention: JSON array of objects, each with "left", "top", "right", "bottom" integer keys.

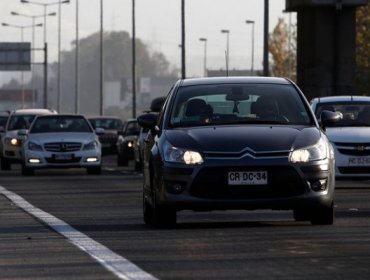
[{"left": 1, "top": 0, "right": 293, "bottom": 82}]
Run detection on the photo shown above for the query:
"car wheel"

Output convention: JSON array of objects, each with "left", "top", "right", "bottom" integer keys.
[
  {"left": 21, "top": 165, "right": 34, "bottom": 176},
  {"left": 86, "top": 166, "right": 102, "bottom": 175},
  {"left": 134, "top": 160, "right": 142, "bottom": 171},
  {"left": 143, "top": 192, "right": 154, "bottom": 225},
  {"left": 1, "top": 156, "right": 11, "bottom": 170},
  {"left": 310, "top": 202, "right": 334, "bottom": 225},
  {"left": 152, "top": 191, "right": 177, "bottom": 228}
]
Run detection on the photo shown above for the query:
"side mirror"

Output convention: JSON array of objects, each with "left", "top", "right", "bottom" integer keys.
[
  {"left": 0, "top": 126, "right": 4, "bottom": 133},
  {"left": 137, "top": 113, "right": 158, "bottom": 130},
  {"left": 320, "top": 110, "right": 342, "bottom": 129}
]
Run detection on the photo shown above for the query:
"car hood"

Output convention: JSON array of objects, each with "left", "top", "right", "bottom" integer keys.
[
  {"left": 326, "top": 127, "right": 370, "bottom": 143},
  {"left": 28, "top": 133, "right": 97, "bottom": 144},
  {"left": 164, "top": 126, "right": 321, "bottom": 153},
  {"left": 5, "top": 130, "right": 23, "bottom": 138}
]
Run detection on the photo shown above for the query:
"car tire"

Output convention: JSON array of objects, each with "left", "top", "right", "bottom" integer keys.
[
  {"left": 86, "top": 166, "right": 102, "bottom": 175},
  {"left": 152, "top": 192, "right": 177, "bottom": 228},
  {"left": 310, "top": 202, "right": 335, "bottom": 225},
  {"left": 21, "top": 165, "right": 34, "bottom": 176},
  {"left": 134, "top": 160, "right": 142, "bottom": 172},
  {"left": 143, "top": 192, "right": 154, "bottom": 225},
  {"left": 1, "top": 156, "right": 11, "bottom": 170}
]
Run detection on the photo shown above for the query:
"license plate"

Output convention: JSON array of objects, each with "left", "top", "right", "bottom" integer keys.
[
  {"left": 348, "top": 157, "right": 370, "bottom": 166},
  {"left": 54, "top": 153, "right": 73, "bottom": 160},
  {"left": 228, "top": 171, "right": 268, "bottom": 185}
]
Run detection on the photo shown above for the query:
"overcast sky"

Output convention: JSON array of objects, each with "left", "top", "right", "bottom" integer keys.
[{"left": 1, "top": 0, "right": 295, "bottom": 82}]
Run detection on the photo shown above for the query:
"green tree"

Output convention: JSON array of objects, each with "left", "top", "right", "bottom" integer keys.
[
  {"left": 356, "top": 2, "right": 370, "bottom": 95},
  {"left": 48, "top": 31, "right": 177, "bottom": 114},
  {"left": 269, "top": 17, "right": 296, "bottom": 81}
]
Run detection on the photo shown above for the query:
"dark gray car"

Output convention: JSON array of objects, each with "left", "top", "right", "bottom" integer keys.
[{"left": 138, "top": 77, "right": 339, "bottom": 227}]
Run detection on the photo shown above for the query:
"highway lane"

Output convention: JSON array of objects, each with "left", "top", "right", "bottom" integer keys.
[{"left": 0, "top": 158, "right": 370, "bottom": 280}]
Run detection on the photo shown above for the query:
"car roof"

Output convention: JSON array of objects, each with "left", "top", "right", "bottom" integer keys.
[
  {"left": 88, "top": 116, "right": 122, "bottom": 120},
  {"left": 311, "top": 95, "right": 370, "bottom": 104},
  {"left": 10, "top": 108, "right": 57, "bottom": 116},
  {"left": 180, "top": 76, "right": 291, "bottom": 87},
  {"left": 36, "top": 114, "right": 85, "bottom": 118}
]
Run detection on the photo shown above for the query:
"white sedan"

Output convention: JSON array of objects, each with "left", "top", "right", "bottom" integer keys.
[
  {"left": 21, "top": 114, "right": 102, "bottom": 175},
  {"left": 311, "top": 95, "right": 370, "bottom": 178}
]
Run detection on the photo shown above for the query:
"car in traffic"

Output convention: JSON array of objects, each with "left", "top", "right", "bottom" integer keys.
[
  {"left": 116, "top": 118, "right": 140, "bottom": 166},
  {"left": 137, "top": 77, "right": 339, "bottom": 227},
  {"left": 134, "top": 96, "right": 166, "bottom": 171},
  {"left": 21, "top": 114, "right": 102, "bottom": 175},
  {"left": 88, "top": 116, "right": 124, "bottom": 155},
  {"left": 311, "top": 95, "right": 370, "bottom": 177},
  {"left": 0, "top": 108, "right": 57, "bottom": 170}
]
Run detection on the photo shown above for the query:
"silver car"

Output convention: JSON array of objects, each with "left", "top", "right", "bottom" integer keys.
[
  {"left": 21, "top": 114, "right": 102, "bottom": 175},
  {"left": 311, "top": 95, "right": 370, "bottom": 177},
  {"left": 0, "top": 109, "right": 57, "bottom": 170}
]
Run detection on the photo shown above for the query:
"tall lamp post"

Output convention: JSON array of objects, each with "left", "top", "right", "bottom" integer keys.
[
  {"left": 181, "top": 0, "right": 186, "bottom": 79},
  {"left": 11, "top": 11, "right": 53, "bottom": 107},
  {"left": 100, "top": 0, "right": 104, "bottom": 115},
  {"left": 199, "top": 38, "right": 207, "bottom": 77},
  {"left": 57, "top": 0, "right": 70, "bottom": 112},
  {"left": 132, "top": 0, "right": 136, "bottom": 118},
  {"left": 246, "top": 20, "right": 255, "bottom": 76},
  {"left": 1, "top": 22, "right": 42, "bottom": 109},
  {"left": 221, "top": 29, "right": 230, "bottom": 76},
  {"left": 20, "top": 0, "right": 63, "bottom": 109}
]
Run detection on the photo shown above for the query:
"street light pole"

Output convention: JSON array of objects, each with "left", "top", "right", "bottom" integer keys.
[
  {"left": 2, "top": 22, "right": 41, "bottom": 109},
  {"left": 181, "top": 0, "right": 186, "bottom": 79},
  {"left": 56, "top": 0, "right": 70, "bottom": 112},
  {"left": 199, "top": 38, "right": 207, "bottom": 77},
  {"left": 20, "top": 0, "right": 62, "bottom": 109},
  {"left": 263, "top": 0, "right": 269, "bottom": 76},
  {"left": 221, "top": 29, "right": 230, "bottom": 76},
  {"left": 75, "top": 0, "right": 79, "bottom": 114},
  {"left": 132, "top": 0, "right": 136, "bottom": 118},
  {"left": 100, "top": 0, "right": 104, "bottom": 116},
  {"left": 246, "top": 20, "right": 255, "bottom": 76}
]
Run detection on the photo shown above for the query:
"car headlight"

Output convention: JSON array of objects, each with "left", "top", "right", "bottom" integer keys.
[
  {"left": 28, "top": 141, "right": 43, "bottom": 151},
  {"left": 83, "top": 141, "right": 98, "bottom": 150},
  {"left": 289, "top": 138, "right": 328, "bottom": 163},
  {"left": 5, "top": 137, "right": 20, "bottom": 146},
  {"left": 163, "top": 141, "right": 204, "bottom": 165}
]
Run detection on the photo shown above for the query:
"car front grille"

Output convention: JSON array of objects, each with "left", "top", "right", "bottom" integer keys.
[
  {"left": 334, "top": 142, "right": 370, "bottom": 156},
  {"left": 190, "top": 166, "right": 305, "bottom": 200},
  {"left": 44, "top": 142, "right": 82, "bottom": 152}
]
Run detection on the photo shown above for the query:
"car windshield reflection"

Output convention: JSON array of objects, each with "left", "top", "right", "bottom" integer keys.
[
  {"left": 315, "top": 102, "right": 370, "bottom": 127},
  {"left": 169, "top": 84, "right": 312, "bottom": 128},
  {"left": 31, "top": 116, "right": 92, "bottom": 133}
]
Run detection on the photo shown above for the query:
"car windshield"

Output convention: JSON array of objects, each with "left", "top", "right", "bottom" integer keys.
[
  {"left": 30, "top": 116, "right": 93, "bottom": 133},
  {"left": 89, "top": 118, "right": 122, "bottom": 130},
  {"left": 315, "top": 101, "right": 370, "bottom": 127},
  {"left": 169, "top": 83, "right": 312, "bottom": 128},
  {"left": 8, "top": 115, "right": 36, "bottom": 130}
]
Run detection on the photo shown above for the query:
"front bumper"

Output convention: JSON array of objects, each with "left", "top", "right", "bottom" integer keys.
[
  {"left": 153, "top": 157, "right": 335, "bottom": 212},
  {"left": 23, "top": 149, "right": 101, "bottom": 169},
  {"left": 333, "top": 144, "right": 370, "bottom": 178}
]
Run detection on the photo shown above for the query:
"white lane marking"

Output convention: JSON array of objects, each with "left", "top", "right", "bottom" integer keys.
[{"left": 0, "top": 185, "right": 157, "bottom": 280}]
